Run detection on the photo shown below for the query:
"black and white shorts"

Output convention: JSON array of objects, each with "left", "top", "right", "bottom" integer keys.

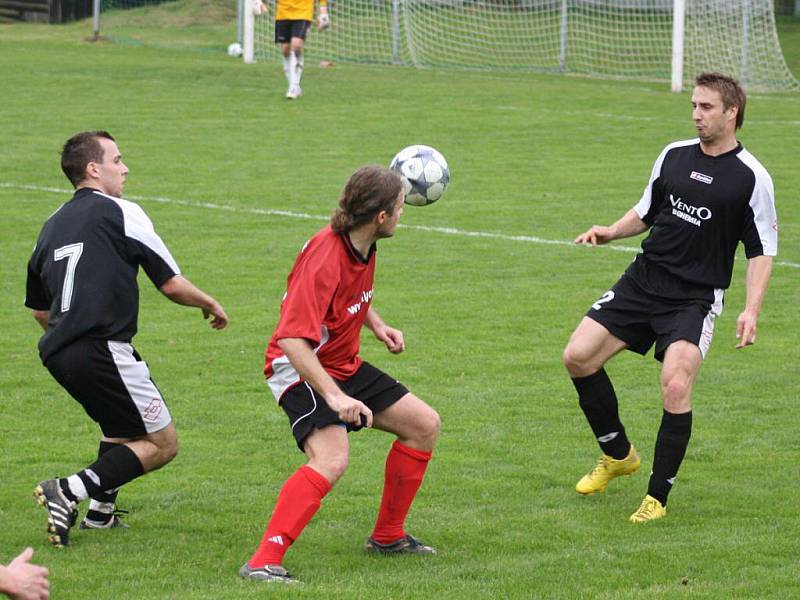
[
  {"left": 587, "top": 265, "right": 723, "bottom": 362},
  {"left": 275, "top": 19, "right": 311, "bottom": 44},
  {"left": 279, "top": 361, "right": 409, "bottom": 452},
  {"left": 45, "top": 339, "right": 172, "bottom": 438}
]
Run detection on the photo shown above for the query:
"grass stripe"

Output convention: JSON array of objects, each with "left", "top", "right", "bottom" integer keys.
[{"left": 4, "top": 182, "right": 796, "bottom": 269}]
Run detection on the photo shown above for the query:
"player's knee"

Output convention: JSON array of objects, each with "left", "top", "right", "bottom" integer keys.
[
  {"left": 407, "top": 404, "right": 440, "bottom": 450},
  {"left": 563, "top": 343, "right": 590, "bottom": 377},
  {"left": 316, "top": 452, "right": 349, "bottom": 485},
  {"left": 164, "top": 439, "right": 179, "bottom": 464},
  {"left": 423, "top": 407, "right": 441, "bottom": 443},
  {"left": 157, "top": 430, "right": 179, "bottom": 465},
  {"left": 154, "top": 439, "right": 178, "bottom": 468},
  {"left": 661, "top": 376, "right": 691, "bottom": 407}
]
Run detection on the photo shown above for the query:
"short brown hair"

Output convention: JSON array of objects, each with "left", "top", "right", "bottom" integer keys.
[
  {"left": 330, "top": 166, "right": 403, "bottom": 234},
  {"left": 61, "top": 131, "right": 116, "bottom": 187},
  {"left": 695, "top": 72, "right": 746, "bottom": 130}
]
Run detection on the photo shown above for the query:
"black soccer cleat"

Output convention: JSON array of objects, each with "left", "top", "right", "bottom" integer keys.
[
  {"left": 365, "top": 534, "right": 436, "bottom": 555},
  {"left": 34, "top": 479, "right": 78, "bottom": 548},
  {"left": 238, "top": 563, "right": 299, "bottom": 584}
]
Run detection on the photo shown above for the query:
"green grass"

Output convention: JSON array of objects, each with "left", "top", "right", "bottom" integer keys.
[
  {"left": 777, "top": 15, "right": 800, "bottom": 76},
  {"left": 1, "top": 11, "right": 799, "bottom": 600}
]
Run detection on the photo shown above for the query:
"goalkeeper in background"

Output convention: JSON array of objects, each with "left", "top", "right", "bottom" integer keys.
[{"left": 258, "top": 0, "right": 330, "bottom": 99}]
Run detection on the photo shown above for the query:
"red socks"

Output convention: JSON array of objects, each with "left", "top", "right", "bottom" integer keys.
[
  {"left": 371, "top": 440, "right": 432, "bottom": 544},
  {"left": 248, "top": 441, "right": 432, "bottom": 566},
  {"left": 248, "top": 465, "right": 331, "bottom": 568}
]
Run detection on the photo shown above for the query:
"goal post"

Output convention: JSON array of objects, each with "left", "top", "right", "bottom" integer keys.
[
  {"left": 243, "top": 0, "right": 255, "bottom": 63},
  {"left": 244, "top": 0, "right": 798, "bottom": 92},
  {"left": 671, "top": 0, "right": 685, "bottom": 92}
]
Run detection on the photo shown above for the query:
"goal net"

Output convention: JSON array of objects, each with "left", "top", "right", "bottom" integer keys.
[
  {"left": 91, "top": 0, "right": 238, "bottom": 51},
  {"left": 249, "top": 0, "right": 799, "bottom": 92}
]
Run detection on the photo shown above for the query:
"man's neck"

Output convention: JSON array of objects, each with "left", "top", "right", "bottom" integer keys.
[
  {"left": 699, "top": 134, "right": 738, "bottom": 157},
  {"left": 76, "top": 182, "right": 107, "bottom": 195},
  {"left": 347, "top": 227, "right": 375, "bottom": 258}
]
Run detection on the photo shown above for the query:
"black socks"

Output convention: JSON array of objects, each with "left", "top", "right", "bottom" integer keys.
[
  {"left": 648, "top": 410, "right": 692, "bottom": 506},
  {"left": 572, "top": 369, "right": 631, "bottom": 460}
]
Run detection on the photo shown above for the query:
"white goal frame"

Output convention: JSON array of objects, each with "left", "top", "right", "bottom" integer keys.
[{"left": 242, "top": 0, "right": 798, "bottom": 92}]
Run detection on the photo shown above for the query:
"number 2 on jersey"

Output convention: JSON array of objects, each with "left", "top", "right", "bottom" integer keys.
[
  {"left": 54, "top": 243, "right": 84, "bottom": 312},
  {"left": 592, "top": 290, "right": 615, "bottom": 311}
]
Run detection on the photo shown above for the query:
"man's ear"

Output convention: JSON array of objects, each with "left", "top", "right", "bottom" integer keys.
[
  {"left": 376, "top": 210, "right": 388, "bottom": 225},
  {"left": 85, "top": 160, "right": 100, "bottom": 180}
]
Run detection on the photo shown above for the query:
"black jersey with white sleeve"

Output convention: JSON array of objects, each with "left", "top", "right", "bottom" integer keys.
[
  {"left": 25, "top": 188, "right": 180, "bottom": 362},
  {"left": 632, "top": 139, "right": 778, "bottom": 290}
]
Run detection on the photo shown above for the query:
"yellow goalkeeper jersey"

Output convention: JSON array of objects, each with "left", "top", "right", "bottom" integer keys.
[{"left": 276, "top": 0, "right": 326, "bottom": 21}]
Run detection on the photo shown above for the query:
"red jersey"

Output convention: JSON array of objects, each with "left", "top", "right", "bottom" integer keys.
[{"left": 265, "top": 225, "right": 376, "bottom": 401}]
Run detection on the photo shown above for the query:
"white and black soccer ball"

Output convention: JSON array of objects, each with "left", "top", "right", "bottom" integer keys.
[
  {"left": 389, "top": 145, "right": 449, "bottom": 206},
  {"left": 227, "top": 42, "right": 242, "bottom": 57}
]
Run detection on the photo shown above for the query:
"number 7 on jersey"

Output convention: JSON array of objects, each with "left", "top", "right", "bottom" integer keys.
[{"left": 54, "top": 242, "right": 84, "bottom": 312}]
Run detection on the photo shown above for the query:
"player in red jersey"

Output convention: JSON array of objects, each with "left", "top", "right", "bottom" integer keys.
[{"left": 240, "top": 165, "right": 441, "bottom": 584}]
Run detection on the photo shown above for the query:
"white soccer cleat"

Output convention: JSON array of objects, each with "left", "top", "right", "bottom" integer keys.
[{"left": 285, "top": 86, "right": 303, "bottom": 100}]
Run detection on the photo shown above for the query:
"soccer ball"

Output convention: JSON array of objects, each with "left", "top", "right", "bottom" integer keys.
[
  {"left": 227, "top": 42, "right": 242, "bottom": 57},
  {"left": 389, "top": 145, "right": 449, "bottom": 206}
]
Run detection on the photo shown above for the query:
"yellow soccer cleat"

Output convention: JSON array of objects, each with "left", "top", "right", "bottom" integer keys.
[
  {"left": 575, "top": 446, "right": 641, "bottom": 495},
  {"left": 629, "top": 494, "right": 667, "bottom": 523}
]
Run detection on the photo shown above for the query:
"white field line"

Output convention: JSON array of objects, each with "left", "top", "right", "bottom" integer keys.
[{"left": 4, "top": 182, "right": 797, "bottom": 269}]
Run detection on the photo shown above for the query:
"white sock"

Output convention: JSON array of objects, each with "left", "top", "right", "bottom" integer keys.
[
  {"left": 289, "top": 52, "right": 299, "bottom": 88},
  {"left": 66, "top": 475, "right": 88, "bottom": 501},
  {"left": 88, "top": 499, "right": 115, "bottom": 514},
  {"left": 282, "top": 55, "right": 291, "bottom": 84},
  {"left": 295, "top": 52, "right": 304, "bottom": 86}
]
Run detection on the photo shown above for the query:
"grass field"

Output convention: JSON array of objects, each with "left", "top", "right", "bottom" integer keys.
[{"left": 1, "top": 6, "right": 799, "bottom": 599}]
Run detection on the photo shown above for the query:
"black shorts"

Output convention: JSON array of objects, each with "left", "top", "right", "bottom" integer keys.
[
  {"left": 587, "top": 259, "right": 723, "bottom": 362},
  {"left": 45, "top": 339, "right": 172, "bottom": 438},
  {"left": 275, "top": 20, "right": 311, "bottom": 44},
  {"left": 280, "top": 361, "right": 409, "bottom": 452}
]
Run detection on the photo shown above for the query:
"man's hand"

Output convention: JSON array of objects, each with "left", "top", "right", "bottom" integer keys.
[
  {"left": 159, "top": 276, "right": 228, "bottom": 330},
  {"left": 317, "top": 5, "right": 330, "bottom": 30},
  {"left": 1, "top": 547, "right": 50, "bottom": 600},
  {"left": 373, "top": 324, "right": 405, "bottom": 354},
  {"left": 735, "top": 308, "right": 758, "bottom": 349},
  {"left": 202, "top": 301, "right": 229, "bottom": 330},
  {"left": 326, "top": 391, "right": 372, "bottom": 427},
  {"left": 574, "top": 209, "right": 648, "bottom": 246},
  {"left": 575, "top": 225, "right": 614, "bottom": 246}
]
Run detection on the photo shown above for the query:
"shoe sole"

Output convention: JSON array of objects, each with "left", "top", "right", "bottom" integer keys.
[
  {"left": 630, "top": 510, "right": 666, "bottom": 524},
  {"left": 365, "top": 540, "right": 436, "bottom": 555},
  {"left": 79, "top": 520, "right": 129, "bottom": 530},
  {"left": 238, "top": 566, "right": 300, "bottom": 584},
  {"left": 630, "top": 515, "right": 666, "bottom": 523},
  {"left": 33, "top": 484, "right": 67, "bottom": 548}
]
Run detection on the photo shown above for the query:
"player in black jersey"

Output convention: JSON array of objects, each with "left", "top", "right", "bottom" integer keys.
[
  {"left": 26, "top": 131, "right": 229, "bottom": 546},
  {"left": 562, "top": 73, "right": 777, "bottom": 523}
]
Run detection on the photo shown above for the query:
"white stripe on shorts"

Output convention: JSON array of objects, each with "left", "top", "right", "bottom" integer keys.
[
  {"left": 698, "top": 289, "right": 724, "bottom": 358},
  {"left": 107, "top": 341, "right": 172, "bottom": 433},
  {"left": 290, "top": 382, "right": 319, "bottom": 431}
]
